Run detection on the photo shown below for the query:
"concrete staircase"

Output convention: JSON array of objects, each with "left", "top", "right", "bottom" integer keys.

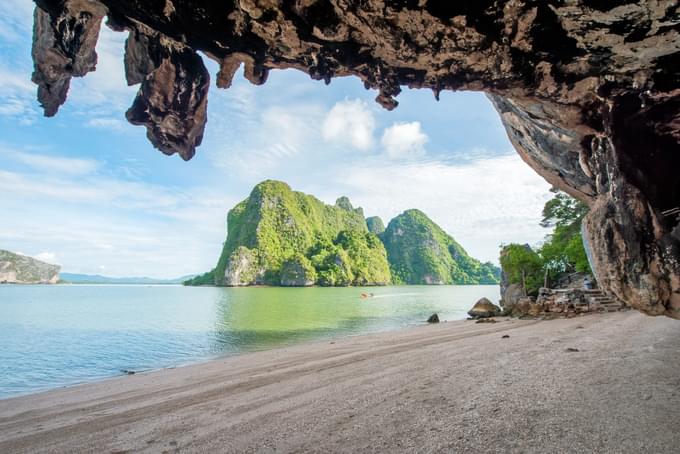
[{"left": 583, "top": 289, "right": 625, "bottom": 312}]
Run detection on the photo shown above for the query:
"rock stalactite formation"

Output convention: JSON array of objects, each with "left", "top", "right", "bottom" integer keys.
[{"left": 30, "top": 1, "right": 680, "bottom": 317}]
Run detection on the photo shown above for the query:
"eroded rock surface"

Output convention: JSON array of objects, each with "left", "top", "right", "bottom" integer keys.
[{"left": 30, "top": 1, "right": 680, "bottom": 317}]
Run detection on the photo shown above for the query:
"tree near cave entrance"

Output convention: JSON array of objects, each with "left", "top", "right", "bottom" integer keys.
[{"left": 501, "top": 190, "right": 592, "bottom": 295}]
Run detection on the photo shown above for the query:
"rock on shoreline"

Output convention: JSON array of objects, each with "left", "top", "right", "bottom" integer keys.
[{"left": 467, "top": 297, "right": 501, "bottom": 319}]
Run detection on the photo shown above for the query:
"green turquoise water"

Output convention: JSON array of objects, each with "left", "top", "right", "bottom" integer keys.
[{"left": 0, "top": 284, "right": 498, "bottom": 399}]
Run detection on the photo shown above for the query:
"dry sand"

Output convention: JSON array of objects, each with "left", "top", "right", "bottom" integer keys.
[{"left": 1, "top": 311, "right": 679, "bottom": 453}]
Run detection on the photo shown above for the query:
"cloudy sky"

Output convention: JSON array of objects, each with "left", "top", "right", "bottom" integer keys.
[{"left": 0, "top": 2, "right": 552, "bottom": 278}]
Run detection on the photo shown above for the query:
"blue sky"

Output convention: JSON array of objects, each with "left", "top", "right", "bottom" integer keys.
[{"left": 0, "top": 2, "right": 552, "bottom": 278}]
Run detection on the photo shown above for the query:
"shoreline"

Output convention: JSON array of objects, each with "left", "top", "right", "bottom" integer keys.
[
  {"left": 0, "top": 316, "right": 476, "bottom": 402},
  {"left": 0, "top": 284, "right": 500, "bottom": 401},
  {"left": 2, "top": 311, "right": 679, "bottom": 453}
]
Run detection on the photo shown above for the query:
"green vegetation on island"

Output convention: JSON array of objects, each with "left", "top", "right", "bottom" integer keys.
[
  {"left": 500, "top": 190, "right": 591, "bottom": 295},
  {"left": 381, "top": 209, "right": 500, "bottom": 285},
  {"left": 185, "top": 180, "right": 390, "bottom": 286},
  {"left": 186, "top": 181, "right": 499, "bottom": 287},
  {"left": 366, "top": 216, "right": 385, "bottom": 235},
  {"left": 0, "top": 249, "right": 60, "bottom": 284}
]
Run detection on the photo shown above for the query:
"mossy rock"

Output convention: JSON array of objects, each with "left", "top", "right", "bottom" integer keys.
[{"left": 280, "top": 254, "right": 316, "bottom": 286}]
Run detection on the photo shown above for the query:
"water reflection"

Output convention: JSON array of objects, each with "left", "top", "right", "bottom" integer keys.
[
  {"left": 211, "top": 287, "right": 379, "bottom": 351},
  {"left": 209, "top": 286, "right": 500, "bottom": 353},
  {"left": 0, "top": 284, "right": 499, "bottom": 398}
]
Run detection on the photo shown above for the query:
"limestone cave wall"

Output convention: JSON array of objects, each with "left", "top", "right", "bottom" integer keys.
[{"left": 30, "top": 0, "right": 680, "bottom": 317}]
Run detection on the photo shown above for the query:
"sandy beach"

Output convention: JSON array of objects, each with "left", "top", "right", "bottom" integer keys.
[{"left": 1, "top": 311, "right": 679, "bottom": 453}]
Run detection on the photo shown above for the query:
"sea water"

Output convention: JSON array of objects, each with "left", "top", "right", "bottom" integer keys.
[{"left": 0, "top": 284, "right": 498, "bottom": 398}]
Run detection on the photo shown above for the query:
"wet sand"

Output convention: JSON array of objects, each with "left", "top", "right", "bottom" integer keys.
[{"left": 1, "top": 311, "right": 679, "bottom": 453}]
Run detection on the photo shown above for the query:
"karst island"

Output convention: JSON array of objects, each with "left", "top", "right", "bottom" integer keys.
[{"left": 0, "top": 2, "right": 678, "bottom": 453}]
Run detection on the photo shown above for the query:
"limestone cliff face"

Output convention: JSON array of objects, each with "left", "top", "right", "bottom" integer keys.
[
  {"left": 30, "top": 1, "right": 680, "bottom": 316},
  {"left": 381, "top": 209, "right": 500, "bottom": 285},
  {"left": 0, "top": 250, "right": 60, "bottom": 284},
  {"left": 186, "top": 180, "right": 391, "bottom": 287}
]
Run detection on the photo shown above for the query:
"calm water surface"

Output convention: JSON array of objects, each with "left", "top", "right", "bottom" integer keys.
[{"left": 0, "top": 285, "right": 498, "bottom": 399}]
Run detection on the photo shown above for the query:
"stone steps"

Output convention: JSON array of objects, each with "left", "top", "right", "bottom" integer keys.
[
  {"left": 583, "top": 290, "right": 624, "bottom": 312},
  {"left": 535, "top": 287, "right": 626, "bottom": 316}
]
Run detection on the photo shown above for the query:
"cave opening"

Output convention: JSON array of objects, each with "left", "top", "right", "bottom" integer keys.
[{"left": 26, "top": 0, "right": 680, "bottom": 317}]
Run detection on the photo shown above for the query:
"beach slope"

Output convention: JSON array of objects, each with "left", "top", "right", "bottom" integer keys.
[{"left": 1, "top": 311, "right": 679, "bottom": 453}]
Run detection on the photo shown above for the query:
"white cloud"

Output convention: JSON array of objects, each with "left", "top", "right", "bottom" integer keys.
[
  {"left": 322, "top": 99, "right": 375, "bottom": 150},
  {"left": 209, "top": 102, "right": 326, "bottom": 178},
  {"left": 0, "top": 67, "right": 34, "bottom": 93},
  {"left": 5, "top": 150, "right": 99, "bottom": 175},
  {"left": 0, "top": 66, "right": 38, "bottom": 123},
  {"left": 381, "top": 121, "right": 428, "bottom": 159},
  {"left": 0, "top": 0, "right": 34, "bottom": 42},
  {"left": 35, "top": 251, "right": 58, "bottom": 264},
  {"left": 260, "top": 106, "right": 314, "bottom": 157},
  {"left": 86, "top": 117, "right": 128, "bottom": 132}
]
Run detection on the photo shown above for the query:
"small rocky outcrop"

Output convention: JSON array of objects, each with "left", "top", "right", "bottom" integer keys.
[
  {"left": 0, "top": 250, "right": 60, "bottom": 284},
  {"left": 467, "top": 298, "right": 501, "bottom": 319},
  {"left": 280, "top": 255, "right": 316, "bottom": 287},
  {"left": 427, "top": 313, "right": 439, "bottom": 324}
]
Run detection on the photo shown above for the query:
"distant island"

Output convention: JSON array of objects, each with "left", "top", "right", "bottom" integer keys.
[
  {"left": 186, "top": 180, "right": 499, "bottom": 287},
  {"left": 0, "top": 251, "right": 193, "bottom": 285},
  {"left": 59, "top": 273, "right": 196, "bottom": 285},
  {"left": 0, "top": 249, "right": 60, "bottom": 284}
]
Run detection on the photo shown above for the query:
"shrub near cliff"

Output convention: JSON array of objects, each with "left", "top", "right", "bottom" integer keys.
[{"left": 381, "top": 209, "right": 500, "bottom": 285}]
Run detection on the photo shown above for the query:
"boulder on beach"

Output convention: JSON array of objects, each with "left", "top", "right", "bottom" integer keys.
[
  {"left": 467, "top": 297, "right": 501, "bottom": 319},
  {"left": 427, "top": 313, "right": 439, "bottom": 323}
]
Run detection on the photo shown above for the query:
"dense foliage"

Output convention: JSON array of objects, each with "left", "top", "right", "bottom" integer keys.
[
  {"left": 499, "top": 244, "right": 544, "bottom": 295},
  {"left": 366, "top": 216, "right": 385, "bottom": 235},
  {"left": 185, "top": 181, "right": 499, "bottom": 287},
  {"left": 381, "top": 209, "right": 500, "bottom": 285},
  {"left": 280, "top": 253, "right": 317, "bottom": 286},
  {"left": 308, "top": 230, "right": 391, "bottom": 286},
  {"left": 538, "top": 191, "right": 590, "bottom": 277},
  {"left": 500, "top": 190, "right": 592, "bottom": 294},
  {"left": 186, "top": 180, "right": 390, "bottom": 286}
]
